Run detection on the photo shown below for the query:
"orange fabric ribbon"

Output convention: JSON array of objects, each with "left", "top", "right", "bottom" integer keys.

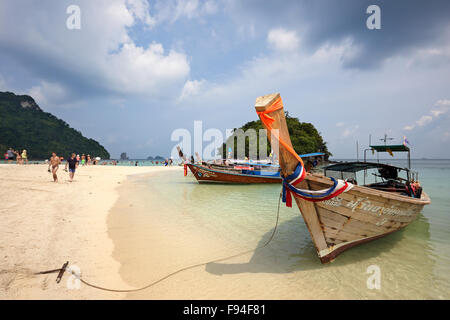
[
  {"left": 257, "top": 97, "right": 284, "bottom": 130},
  {"left": 257, "top": 97, "right": 305, "bottom": 168}
]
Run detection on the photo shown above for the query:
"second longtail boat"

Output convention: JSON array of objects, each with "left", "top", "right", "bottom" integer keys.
[{"left": 186, "top": 163, "right": 281, "bottom": 184}]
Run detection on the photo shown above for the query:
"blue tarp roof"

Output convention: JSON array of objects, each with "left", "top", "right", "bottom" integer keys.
[
  {"left": 225, "top": 152, "right": 325, "bottom": 167},
  {"left": 299, "top": 152, "right": 325, "bottom": 158}
]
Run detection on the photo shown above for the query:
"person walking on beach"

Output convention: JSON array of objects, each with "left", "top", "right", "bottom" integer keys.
[
  {"left": 65, "top": 153, "right": 79, "bottom": 182},
  {"left": 7, "top": 148, "right": 14, "bottom": 163},
  {"left": 48, "top": 152, "right": 61, "bottom": 182}
]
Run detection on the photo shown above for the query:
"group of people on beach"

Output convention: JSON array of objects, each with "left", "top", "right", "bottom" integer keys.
[
  {"left": 164, "top": 158, "right": 174, "bottom": 166},
  {"left": 4, "top": 147, "right": 28, "bottom": 164},
  {"left": 47, "top": 153, "right": 103, "bottom": 182},
  {"left": 48, "top": 152, "right": 80, "bottom": 183},
  {"left": 47, "top": 152, "right": 102, "bottom": 182}
]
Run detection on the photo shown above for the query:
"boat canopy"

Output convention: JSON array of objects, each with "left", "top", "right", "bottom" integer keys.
[
  {"left": 324, "top": 161, "right": 412, "bottom": 184},
  {"left": 324, "top": 161, "right": 405, "bottom": 173},
  {"left": 369, "top": 144, "right": 409, "bottom": 152},
  {"left": 364, "top": 143, "right": 411, "bottom": 169}
]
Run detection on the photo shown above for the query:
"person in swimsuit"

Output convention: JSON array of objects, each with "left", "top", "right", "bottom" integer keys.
[
  {"left": 21, "top": 149, "right": 28, "bottom": 164},
  {"left": 65, "top": 153, "right": 79, "bottom": 182},
  {"left": 15, "top": 150, "right": 22, "bottom": 165},
  {"left": 48, "top": 152, "right": 61, "bottom": 182}
]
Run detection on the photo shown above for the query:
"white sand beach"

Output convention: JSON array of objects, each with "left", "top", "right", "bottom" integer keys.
[
  {"left": 1, "top": 163, "right": 448, "bottom": 300},
  {"left": 0, "top": 164, "right": 180, "bottom": 299}
]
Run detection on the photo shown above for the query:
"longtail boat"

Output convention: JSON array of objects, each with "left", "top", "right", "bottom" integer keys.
[
  {"left": 188, "top": 154, "right": 325, "bottom": 184},
  {"left": 255, "top": 93, "right": 431, "bottom": 263},
  {"left": 187, "top": 163, "right": 281, "bottom": 184}
]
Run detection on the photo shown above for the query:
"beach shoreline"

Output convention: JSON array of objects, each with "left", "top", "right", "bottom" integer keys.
[
  {"left": 0, "top": 163, "right": 180, "bottom": 299},
  {"left": 1, "top": 163, "right": 449, "bottom": 300}
]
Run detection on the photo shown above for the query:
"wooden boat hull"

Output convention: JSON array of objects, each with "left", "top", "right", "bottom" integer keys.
[
  {"left": 187, "top": 164, "right": 281, "bottom": 184},
  {"left": 254, "top": 92, "right": 431, "bottom": 263},
  {"left": 299, "top": 173, "right": 430, "bottom": 263}
]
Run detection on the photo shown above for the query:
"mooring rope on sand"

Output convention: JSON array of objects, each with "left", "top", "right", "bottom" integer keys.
[{"left": 34, "top": 190, "right": 283, "bottom": 293}]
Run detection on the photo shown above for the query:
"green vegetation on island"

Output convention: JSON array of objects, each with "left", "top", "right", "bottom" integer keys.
[
  {"left": 221, "top": 112, "right": 331, "bottom": 159},
  {"left": 0, "top": 91, "right": 110, "bottom": 160}
]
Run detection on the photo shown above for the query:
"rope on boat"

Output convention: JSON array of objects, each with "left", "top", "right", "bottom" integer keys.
[{"left": 34, "top": 190, "right": 283, "bottom": 293}]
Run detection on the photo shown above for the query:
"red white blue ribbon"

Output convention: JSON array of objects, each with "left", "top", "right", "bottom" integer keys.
[{"left": 282, "top": 163, "right": 353, "bottom": 206}]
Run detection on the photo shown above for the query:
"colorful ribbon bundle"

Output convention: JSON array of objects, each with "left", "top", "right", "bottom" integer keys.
[
  {"left": 281, "top": 163, "right": 352, "bottom": 206},
  {"left": 257, "top": 96, "right": 353, "bottom": 206}
]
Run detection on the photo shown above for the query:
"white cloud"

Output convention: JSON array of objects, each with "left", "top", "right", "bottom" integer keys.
[
  {"left": 406, "top": 45, "right": 450, "bottom": 68},
  {"left": 431, "top": 99, "right": 450, "bottom": 117},
  {"left": 0, "top": 0, "right": 190, "bottom": 102},
  {"left": 179, "top": 79, "right": 206, "bottom": 101},
  {"left": 267, "top": 28, "right": 300, "bottom": 52},
  {"left": 416, "top": 115, "right": 433, "bottom": 127},
  {"left": 105, "top": 42, "right": 190, "bottom": 94},
  {"left": 404, "top": 99, "right": 450, "bottom": 131},
  {"left": 181, "top": 37, "right": 355, "bottom": 107},
  {"left": 154, "top": 0, "right": 218, "bottom": 24},
  {"left": 342, "top": 125, "right": 359, "bottom": 138},
  {"left": 202, "top": 0, "right": 219, "bottom": 15},
  {"left": 336, "top": 122, "right": 345, "bottom": 127},
  {"left": 126, "top": 0, "right": 156, "bottom": 27},
  {"left": 27, "top": 81, "right": 68, "bottom": 106}
]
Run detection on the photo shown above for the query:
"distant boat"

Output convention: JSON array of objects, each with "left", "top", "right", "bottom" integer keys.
[
  {"left": 187, "top": 153, "right": 326, "bottom": 184},
  {"left": 186, "top": 163, "right": 281, "bottom": 184},
  {"left": 255, "top": 93, "right": 431, "bottom": 263}
]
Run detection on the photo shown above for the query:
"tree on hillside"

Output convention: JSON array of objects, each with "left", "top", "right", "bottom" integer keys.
[{"left": 220, "top": 112, "right": 331, "bottom": 159}]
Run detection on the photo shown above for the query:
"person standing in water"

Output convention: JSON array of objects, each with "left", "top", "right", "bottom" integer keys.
[
  {"left": 65, "top": 153, "right": 79, "bottom": 182},
  {"left": 48, "top": 152, "right": 61, "bottom": 182}
]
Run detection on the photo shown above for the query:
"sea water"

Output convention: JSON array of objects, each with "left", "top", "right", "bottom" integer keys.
[{"left": 109, "top": 159, "right": 450, "bottom": 299}]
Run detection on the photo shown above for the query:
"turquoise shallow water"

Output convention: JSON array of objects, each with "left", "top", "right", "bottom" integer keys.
[{"left": 116, "top": 159, "right": 450, "bottom": 299}]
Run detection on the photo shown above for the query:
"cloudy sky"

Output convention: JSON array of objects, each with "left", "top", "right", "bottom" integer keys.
[{"left": 1, "top": 0, "right": 450, "bottom": 159}]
